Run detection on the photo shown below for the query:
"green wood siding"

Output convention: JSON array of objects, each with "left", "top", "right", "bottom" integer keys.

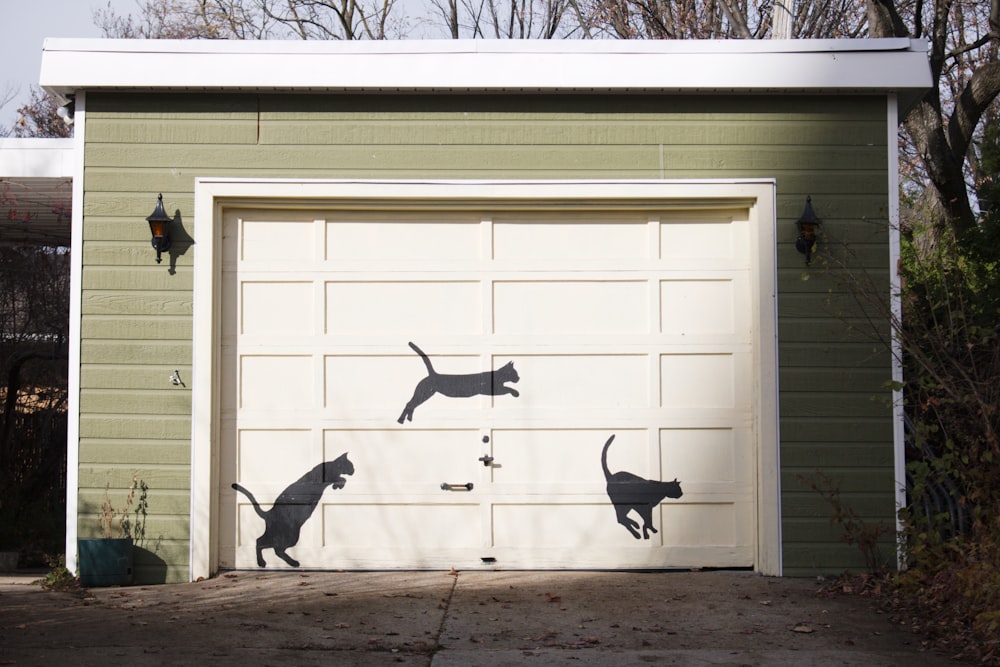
[{"left": 80, "top": 92, "right": 893, "bottom": 582}]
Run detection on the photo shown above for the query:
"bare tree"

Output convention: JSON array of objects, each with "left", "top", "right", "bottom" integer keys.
[
  {"left": 0, "top": 84, "right": 19, "bottom": 138},
  {"left": 261, "top": 0, "right": 404, "bottom": 39},
  {"left": 97, "top": 0, "right": 406, "bottom": 39},
  {"left": 11, "top": 89, "right": 72, "bottom": 140},
  {"left": 869, "top": 0, "right": 1000, "bottom": 236}
]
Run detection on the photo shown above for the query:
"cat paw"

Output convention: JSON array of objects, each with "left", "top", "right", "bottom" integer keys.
[{"left": 510, "top": 389, "right": 520, "bottom": 397}]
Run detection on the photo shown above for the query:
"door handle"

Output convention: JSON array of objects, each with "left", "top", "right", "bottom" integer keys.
[
  {"left": 440, "top": 482, "right": 474, "bottom": 491},
  {"left": 478, "top": 454, "right": 494, "bottom": 467}
]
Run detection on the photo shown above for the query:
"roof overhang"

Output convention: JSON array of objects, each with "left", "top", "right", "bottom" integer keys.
[
  {"left": 40, "top": 38, "right": 932, "bottom": 117},
  {"left": 0, "top": 139, "right": 74, "bottom": 247}
]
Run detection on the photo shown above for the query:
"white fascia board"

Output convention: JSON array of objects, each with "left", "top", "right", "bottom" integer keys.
[
  {"left": 0, "top": 138, "right": 76, "bottom": 178},
  {"left": 41, "top": 38, "right": 931, "bottom": 99}
]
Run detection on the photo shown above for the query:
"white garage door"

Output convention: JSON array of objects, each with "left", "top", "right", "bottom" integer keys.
[{"left": 217, "top": 205, "right": 756, "bottom": 570}]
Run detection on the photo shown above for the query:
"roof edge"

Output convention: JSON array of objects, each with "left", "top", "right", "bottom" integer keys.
[
  {"left": 40, "top": 38, "right": 932, "bottom": 99},
  {"left": 41, "top": 36, "right": 924, "bottom": 55}
]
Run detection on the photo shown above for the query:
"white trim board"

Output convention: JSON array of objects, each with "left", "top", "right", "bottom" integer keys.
[
  {"left": 41, "top": 38, "right": 930, "bottom": 104},
  {"left": 63, "top": 95, "right": 87, "bottom": 575},
  {"left": 190, "top": 178, "right": 781, "bottom": 580},
  {"left": 0, "top": 138, "right": 75, "bottom": 178}
]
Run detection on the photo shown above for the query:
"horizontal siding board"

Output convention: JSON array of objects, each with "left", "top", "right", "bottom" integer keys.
[
  {"left": 82, "top": 341, "right": 192, "bottom": 364},
  {"left": 83, "top": 193, "right": 195, "bottom": 220},
  {"left": 86, "top": 118, "right": 258, "bottom": 144},
  {"left": 780, "top": 443, "right": 894, "bottom": 468},
  {"left": 82, "top": 145, "right": 887, "bottom": 175},
  {"left": 81, "top": 389, "right": 191, "bottom": 415},
  {"left": 778, "top": 392, "right": 892, "bottom": 418},
  {"left": 83, "top": 243, "right": 192, "bottom": 265},
  {"left": 85, "top": 144, "right": 666, "bottom": 171},
  {"left": 82, "top": 267, "right": 193, "bottom": 291},
  {"left": 79, "top": 466, "right": 191, "bottom": 492},
  {"left": 781, "top": 517, "right": 896, "bottom": 542},
  {"left": 81, "top": 316, "right": 192, "bottom": 340},
  {"left": 260, "top": 119, "right": 887, "bottom": 147},
  {"left": 88, "top": 93, "right": 258, "bottom": 116},
  {"left": 779, "top": 366, "right": 889, "bottom": 393},
  {"left": 779, "top": 343, "right": 891, "bottom": 368},
  {"left": 776, "top": 317, "right": 884, "bottom": 343},
  {"left": 781, "top": 468, "right": 895, "bottom": 494},
  {"left": 254, "top": 92, "right": 887, "bottom": 118},
  {"left": 82, "top": 365, "right": 191, "bottom": 390},
  {"left": 79, "top": 440, "right": 191, "bottom": 465},
  {"left": 80, "top": 414, "right": 192, "bottom": 440},
  {"left": 82, "top": 291, "right": 192, "bottom": 316},
  {"left": 780, "top": 417, "right": 893, "bottom": 443},
  {"left": 781, "top": 491, "right": 896, "bottom": 518},
  {"left": 778, "top": 291, "right": 890, "bottom": 317},
  {"left": 782, "top": 561, "right": 895, "bottom": 577},
  {"left": 79, "top": 489, "right": 192, "bottom": 517}
]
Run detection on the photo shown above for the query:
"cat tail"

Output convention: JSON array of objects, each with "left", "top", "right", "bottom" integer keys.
[
  {"left": 601, "top": 435, "right": 615, "bottom": 481},
  {"left": 231, "top": 483, "right": 268, "bottom": 520},
  {"left": 407, "top": 341, "right": 436, "bottom": 375}
]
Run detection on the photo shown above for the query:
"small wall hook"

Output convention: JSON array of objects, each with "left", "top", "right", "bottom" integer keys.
[{"left": 170, "top": 370, "right": 186, "bottom": 387}]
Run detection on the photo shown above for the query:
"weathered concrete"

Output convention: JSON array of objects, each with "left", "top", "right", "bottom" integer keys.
[{"left": 0, "top": 570, "right": 961, "bottom": 666}]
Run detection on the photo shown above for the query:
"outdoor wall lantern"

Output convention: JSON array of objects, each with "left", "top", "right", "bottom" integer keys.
[
  {"left": 145, "top": 193, "right": 173, "bottom": 264},
  {"left": 795, "top": 196, "right": 822, "bottom": 266}
]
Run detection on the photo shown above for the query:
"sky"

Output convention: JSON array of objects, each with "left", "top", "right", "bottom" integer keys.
[{"left": 0, "top": 0, "right": 139, "bottom": 129}]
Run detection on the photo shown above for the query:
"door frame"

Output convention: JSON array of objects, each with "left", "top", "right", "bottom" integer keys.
[{"left": 190, "top": 178, "right": 781, "bottom": 580}]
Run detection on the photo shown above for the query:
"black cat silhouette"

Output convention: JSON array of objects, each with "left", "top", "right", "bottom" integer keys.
[
  {"left": 397, "top": 341, "right": 520, "bottom": 423},
  {"left": 601, "top": 435, "right": 683, "bottom": 539},
  {"left": 231, "top": 452, "right": 355, "bottom": 567}
]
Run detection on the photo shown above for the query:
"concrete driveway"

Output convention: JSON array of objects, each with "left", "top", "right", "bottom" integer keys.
[{"left": 0, "top": 569, "right": 961, "bottom": 666}]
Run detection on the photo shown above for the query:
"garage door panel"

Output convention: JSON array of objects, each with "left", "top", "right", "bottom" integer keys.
[
  {"left": 236, "top": 501, "right": 325, "bottom": 551},
  {"left": 324, "top": 428, "right": 480, "bottom": 491},
  {"left": 494, "top": 281, "right": 649, "bottom": 335},
  {"left": 242, "top": 281, "right": 315, "bottom": 336},
  {"left": 493, "top": 503, "right": 639, "bottom": 548},
  {"left": 326, "top": 281, "right": 482, "bottom": 335},
  {"left": 326, "top": 218, "right": 482, "bottom": 261},
  {"left": 243, "top": 219, "right": 316, "bottom": 261},
  {"left": 492, "top": 429, "right": 650, "bottom": 485},
  {"left": 241, "top": 355, "right": 315, "bottom": 410},
  {"left": 661, "top": 428, "right": 745, "bottom": 483},
  {"left": 325, "top": 354, "right": 489, "bottom": 414},
  {"left": 661, "top": 280, "right": 738, "bottom": 336},
  {"left": 493, "top": 219, "right": 650, "bottom": 261},
  {"left": 238, "top": 429, "right": 315, "bottom": 484},
  {"left": 660, "top": 215, "right": 748, "bottom": 263},
  {"left": 661, "top": 354, "right": 741, "bottom": 409},
  {"left": 323, "top": 504, "right": 483, "bottom": 549},
  {"left": 508, "top": 354, "right": 649, "bottom": 409},
  {"left": 665, "top": 503, "right": 750, "bottom": 547}
]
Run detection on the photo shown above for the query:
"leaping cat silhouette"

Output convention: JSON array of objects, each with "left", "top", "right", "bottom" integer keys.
[
  {"left": 397, "top": 342, "right": 520, "bottom": 423},
  {"left": 601, "top": 435, "right": 683, "bottom": 539}
]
